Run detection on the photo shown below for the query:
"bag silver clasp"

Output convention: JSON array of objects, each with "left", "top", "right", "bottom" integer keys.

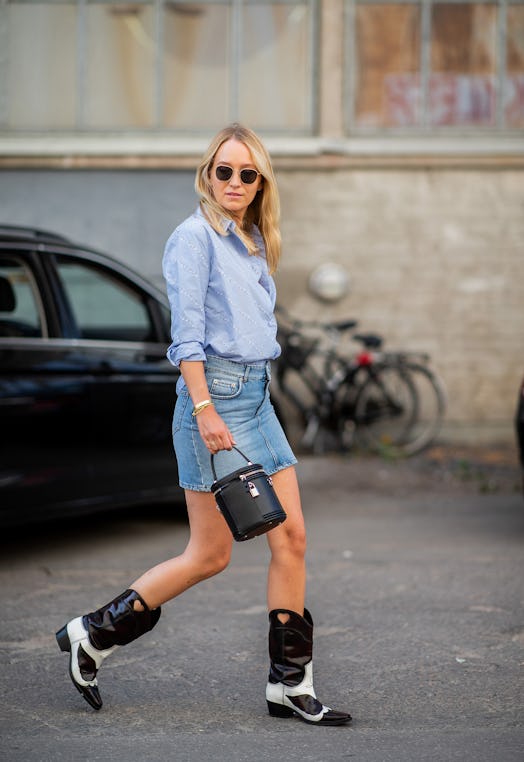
[{"left": 247, "top": 481, "right": 260, "bottom": 498}]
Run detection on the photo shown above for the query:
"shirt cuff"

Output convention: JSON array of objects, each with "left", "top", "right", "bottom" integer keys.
[{"left": 167, "top": 342, "right": 207, "bottom": 368}]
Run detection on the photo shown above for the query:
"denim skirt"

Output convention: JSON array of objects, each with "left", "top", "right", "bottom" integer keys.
[{"left": 172, "top": 355, "right": 297, "bottom": 492}]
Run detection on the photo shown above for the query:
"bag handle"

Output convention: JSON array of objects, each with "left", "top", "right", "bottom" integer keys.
[{"left": 210, "top": 446, "right": 253, "bottom": 482}]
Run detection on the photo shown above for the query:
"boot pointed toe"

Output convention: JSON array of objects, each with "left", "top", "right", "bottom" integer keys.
[
  {"left": 315, "top": 708, "right": 352, "bottom": 726},
  {"left": 75, "top": 681, "right": 103, "bottom": 711}
]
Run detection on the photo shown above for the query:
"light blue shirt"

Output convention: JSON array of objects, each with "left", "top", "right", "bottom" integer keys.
[{"left": 163, "top": 207, "right": 280, "bottom": 376}]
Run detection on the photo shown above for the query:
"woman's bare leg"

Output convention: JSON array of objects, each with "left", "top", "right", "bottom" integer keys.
[
  {"left": 131, "top": 467, "right": 306, "bottom": 613},
  {"left": 265, "top": 466, "right": 307, "bottom": 613},
  {"left": 130, "top": 490, "right": 233, "bottom": 609}
]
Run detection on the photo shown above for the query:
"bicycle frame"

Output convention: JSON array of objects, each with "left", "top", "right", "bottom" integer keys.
[{"left": 273, "top": 309, "right": 444, "bottom": 455}]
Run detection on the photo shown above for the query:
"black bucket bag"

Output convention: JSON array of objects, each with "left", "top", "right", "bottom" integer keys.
[{"left": 211, "top": 447, "right": 287, "bottom": 541}]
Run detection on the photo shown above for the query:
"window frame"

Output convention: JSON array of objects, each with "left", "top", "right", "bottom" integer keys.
[
  {"left": 0, "top": 255, "right": 48, "bottom": 338},
  {"left": 53, "top": 255, "right": 157, "bottom": 343},
  {"left": 0, "top": 0, "right": 522, "bottom": 160},
  {"left": 344, "top": 0, "right": 524, "bottom": 136},
  {"left": 0, "top": 0, "right": 320, "bottom": 137}
]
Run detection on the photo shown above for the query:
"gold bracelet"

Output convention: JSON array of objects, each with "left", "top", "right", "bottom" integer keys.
[{"left": 191, "top": 399, "right": 214, "bottom": 417}]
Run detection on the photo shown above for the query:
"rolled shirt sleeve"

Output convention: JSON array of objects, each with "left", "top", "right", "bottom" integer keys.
[{"left": 162, "top": 225, "right": 210, "bottom": 367}]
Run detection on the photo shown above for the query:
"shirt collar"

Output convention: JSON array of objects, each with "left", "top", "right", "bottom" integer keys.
[
  {"left": 223, "top": 216, "right": 237, "bottom": 233},
  {"left": 196, "top": 205, "right": 262, "bottom": 248},
  {"left": 196, "top": 204, "right": 236, "bottom": 233}
]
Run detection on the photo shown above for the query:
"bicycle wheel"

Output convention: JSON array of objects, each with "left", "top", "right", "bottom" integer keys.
[
  {"left": 390, "top": 362, "right": 446, "bottom": 455},
  {"left": 349, "top": 365, "right": 418, "bottom": 453}
]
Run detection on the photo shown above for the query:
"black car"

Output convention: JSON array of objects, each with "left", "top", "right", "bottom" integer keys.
[
  {"left": 516, "top": 375, "right": 524, "bottom": 494},
  {"left": 0, "top": 225, "right": 181, "bottom": 526}
]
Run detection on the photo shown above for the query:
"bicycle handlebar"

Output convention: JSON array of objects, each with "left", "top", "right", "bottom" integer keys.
[{"left": 275, "top": 304, "right": 358, "bottom": 334}]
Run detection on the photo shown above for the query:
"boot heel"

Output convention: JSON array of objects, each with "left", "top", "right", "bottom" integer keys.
[
  {"left": 55, "top": 625, "right": 71, "bottom": 653},
  {"left": 267, "top": 700, "right": 294, "bottom": 718}
]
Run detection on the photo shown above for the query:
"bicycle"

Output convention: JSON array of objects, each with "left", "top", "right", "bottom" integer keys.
[
  {"left": 350, "top": 349, "right": 445, "bottom": 455},
  {"left": 273, "top": 307, "right": 445, "bottom": 456}
]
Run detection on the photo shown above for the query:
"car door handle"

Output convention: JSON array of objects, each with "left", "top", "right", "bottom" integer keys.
[
  {"left": 137, "top": 352, "right": 166, "bottom": 363},
  {"left": 97, "top": 360, "right": 114, "bottom": 374}
]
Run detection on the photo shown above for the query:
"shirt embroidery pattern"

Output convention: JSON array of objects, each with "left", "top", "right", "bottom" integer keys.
[{"left": 163, "top": 208, "right": 280, "bottom": 373}]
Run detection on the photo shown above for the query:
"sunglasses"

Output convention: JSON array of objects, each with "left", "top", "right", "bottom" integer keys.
[{"left": 214, "top": 165, "right": 260, "bottom": 185}]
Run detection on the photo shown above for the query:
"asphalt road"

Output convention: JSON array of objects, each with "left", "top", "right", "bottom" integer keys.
[{"left": 1, "top": 449, "right": 523, "bottom": 762}]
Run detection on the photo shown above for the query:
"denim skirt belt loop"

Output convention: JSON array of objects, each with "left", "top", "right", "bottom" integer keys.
[{"left": 172, "top": 355, "right": 297, "bottom": 492}]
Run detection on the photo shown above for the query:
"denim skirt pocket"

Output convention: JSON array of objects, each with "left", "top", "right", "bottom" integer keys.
[
  {"left": 172, "top": 389, "right": 190, "bottom": 435},
  {"left": 208, "top": 375, "right": 243, "bottom": 400}
]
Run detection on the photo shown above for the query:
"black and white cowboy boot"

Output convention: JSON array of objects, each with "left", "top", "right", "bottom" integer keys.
[
  {"left": 266, "top": 608, "right": 351, "bottom": 726},
  {"left": 56, "top": 588, "right": 161, "bottom": 710}
]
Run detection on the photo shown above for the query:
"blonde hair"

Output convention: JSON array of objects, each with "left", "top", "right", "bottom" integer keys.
[{"left": 195, "top": 124, "right": 281, "bottom": 274}]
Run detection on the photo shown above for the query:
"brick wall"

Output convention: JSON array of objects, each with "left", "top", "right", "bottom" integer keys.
[{"left": 275, "top": 167, "right": 524, "bottom": 445}]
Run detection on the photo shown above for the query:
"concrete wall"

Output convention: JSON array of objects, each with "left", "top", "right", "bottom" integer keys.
[
  {"left": 0, "top": 170, "right": 196, "bottom": 290},
  {"left": 1, "top": 166, "right": 523, "bottom": 444},
  {"left": 277, "top": 167, "right": 524, "bottom": 444}
]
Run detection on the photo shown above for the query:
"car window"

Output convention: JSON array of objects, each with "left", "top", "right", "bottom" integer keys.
[
  {"left": 0, "top": 258, "right": 43, "bottom": 338},
  {"left": 55, "top": 257, "right": 155, "bottom": 342}
]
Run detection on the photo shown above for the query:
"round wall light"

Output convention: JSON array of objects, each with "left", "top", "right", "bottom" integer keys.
[{"left": 308, "top": 263, "right": 350, "bottom": 302}]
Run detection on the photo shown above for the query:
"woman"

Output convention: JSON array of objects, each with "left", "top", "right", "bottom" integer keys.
[{"left": 56, "top": 124, "right": 351, "bottom": 727}]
